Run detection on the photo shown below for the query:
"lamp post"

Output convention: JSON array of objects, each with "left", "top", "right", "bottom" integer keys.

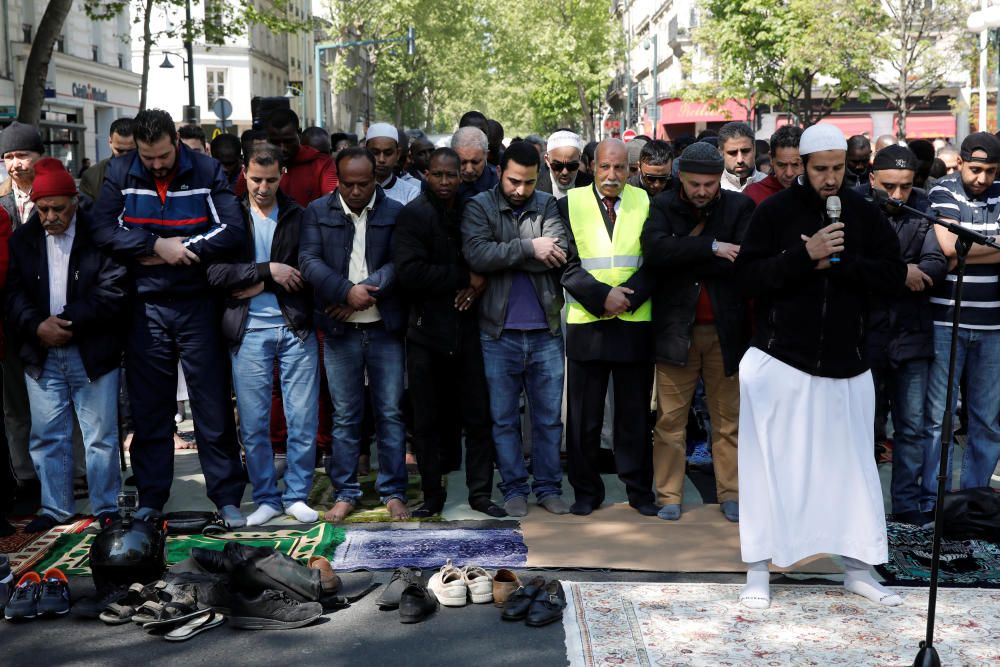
[
  {"left": 644, "top": 34, "right": 658, "bottom": 139},
  {"left": 313, "top": 27, "right": 415, "bottom": 128},
  {"left": 158, "top": 48, "right": 197, "bottom": 124},
  {"left": 968, "top": 3, "right": 1000, "bottom": 131}
]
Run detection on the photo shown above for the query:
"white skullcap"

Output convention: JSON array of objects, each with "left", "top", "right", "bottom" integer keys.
[
  {"left": 547, "top": 130, "right": 583, "bottom": 153},
  {"left": 366, "top": 123, "right": 399, "bottom": 143},
  {"left": 798, "top": 123, "right": 847, "bottom": 155}
]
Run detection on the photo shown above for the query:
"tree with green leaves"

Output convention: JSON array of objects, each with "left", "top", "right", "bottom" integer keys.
[
  {"left": 866, "top": 0, "right": 970, "bottom": 139},
  {"left": 691, "top": 0, "right": 888, "bottom": 126}
]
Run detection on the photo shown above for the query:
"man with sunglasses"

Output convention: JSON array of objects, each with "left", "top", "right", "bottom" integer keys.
[
  {"left": 627, "top": 140, "right": 674, "bottom": 198},
  {"left": 537, "top": 130, "right": 593, "bottom": 199}
]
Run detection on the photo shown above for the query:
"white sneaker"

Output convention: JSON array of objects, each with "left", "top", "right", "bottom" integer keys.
[
  {"left": 462, "top": 565, "right": 493, "bottom": 604},
  {"left": 427, "top": 559, "right": 467, "bottom": 607}
]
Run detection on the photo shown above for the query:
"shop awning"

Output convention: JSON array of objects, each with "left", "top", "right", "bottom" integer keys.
[
  {"left": 659, "top": 98, "right": 751, "bottom": 124},
  {"left": 777, "top": 115, "right": 873, "bottom": 137},
  {"left": 894, "top": 114, "right": 956, "bottom": 140}
]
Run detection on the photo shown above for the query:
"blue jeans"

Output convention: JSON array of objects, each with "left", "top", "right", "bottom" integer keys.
[
  {"left": 924, "top": 325, "right": 1000, "bottom": 509},
  {"left": 888, "top": 358, "right": 932, "bottom": 514},
  {"left": 324, "top": 325, "right": 407, "bottom": 504},
  {"left": 25, "top": 346, "right": 120, "bottom": 521},
  {"left": 232, "top": 327, "right": 319, "bottom": 510},
  {"left": 480, "top": 330, "right": 564, "bottom": 502}
]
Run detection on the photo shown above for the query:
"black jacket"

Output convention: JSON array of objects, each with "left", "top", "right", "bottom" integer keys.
[
  {"left": 735, "top": 179, "right": 906, "bottom": 378},
  {"left": 206, "top": 191, "right": 313, "bottom": 346},
  {"left": 642, "top": 184, "right": 754, "bottom": 376},
  {"left": 392, "top": 192, "right": 479, "bottom": 354},
  {"left": 6, "top": 209, "right": 129, "bottom": 380},
  {"left": 559, "top": 185, "right": 655, "bottom": 363},
  {"left": 855, "top": 185, "right": 947, "bottom": 366}
]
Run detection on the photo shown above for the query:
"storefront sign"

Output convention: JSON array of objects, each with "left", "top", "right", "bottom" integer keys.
[
  {"left": 0, "top": 105, "right": 15, "bottom": 119},
  {"left": 604, "top": 119, "right": 621, "bottom": 131},
  {"left": 71, "top": 83, "right": 109, "bottom": 102}
]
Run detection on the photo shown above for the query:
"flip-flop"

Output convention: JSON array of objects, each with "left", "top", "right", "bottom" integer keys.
[
  {"left": 143, "top": 604, "right": 211, "bottom": 632},
  {"left": 164, "top": 610, "right": 225, "bottom": 642}
]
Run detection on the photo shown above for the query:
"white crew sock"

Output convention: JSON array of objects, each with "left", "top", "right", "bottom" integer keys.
[
  {"left": 842, "top": 556, "right": 902, "bottom": 606},
  {"left": 285, "top": 501, "right": 319, "bottom": 523},
  {"left": 739, "top": 559, "right": 771, "bottom": 609},
  {"left": 245, "top": 504, "right": 282, "bottom": 526}
]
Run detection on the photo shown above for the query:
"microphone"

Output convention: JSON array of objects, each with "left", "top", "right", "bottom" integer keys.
[
  {"left": 871, "top": 187, "right": 904, "bottom": 208},
  {"left": 826, "top": 195, "right": 842, "bottom": 263}
]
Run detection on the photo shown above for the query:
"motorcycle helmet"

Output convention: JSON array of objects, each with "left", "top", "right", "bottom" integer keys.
[{"left": 89, "top": 513, "right": 168, "bottom": 592}]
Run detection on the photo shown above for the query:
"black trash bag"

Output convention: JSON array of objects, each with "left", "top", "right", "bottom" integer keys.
[{"left": 941, "top": 488, "right": 1000, "bottom": 542}]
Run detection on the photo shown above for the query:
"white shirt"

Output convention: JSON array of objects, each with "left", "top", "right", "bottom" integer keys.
[
  {"left": 12, "top": 182, "right": 33, "bottom": 223},
  {"left": 381, "top": 176, "right": 420, "bottom": 205},
  {"left": 720, "top": 168, "right": 767, "bottom": 192},
  {"left": 46, "top": 216, "right": 76, "bottom": 316},
  {"left": 340, "top": 193, "right": 381, "bottom": 323}
]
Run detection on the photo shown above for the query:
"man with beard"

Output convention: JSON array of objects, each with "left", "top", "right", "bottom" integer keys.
[
  {"left": 452, "top": 126, "right": 498, "bottom": 199},
  {"left": 560, "top": 139, "right": 658, "bottom": 517},
  {"left": 735, "top": 123, "right": 905, "bottom": 609},
  {"left": 744, "top": 126, "right": 803, "bottom": 205},
  {"left": 365, "top": 123, "right": 420, "bottom": 205},
  {"left": 407, "top": 137, "right": 434, "bottom": 181},
  {"left": 858, "top": 145, "right": 946, "bottom": 526},
  {"left": 537, "top": 130, "right": 593, "bottom": 198},
  {"left": 627, "top": 140, "right": 673, "bottom": 198},
  {"left": 258, "top": 109, "right": 338, "bottom": 205},
  {"left": 641, "top": 142, "right": 753, "bottom": 523},
  {"left": 718, "top": 122, "right": 766, "bottom": 192},
  {"left": 80, "top": 118, "right": 137, "bottom": 208},
  {"left": 462, "top": 141, "right": 569, "bottom": 517},
  {"left": 844, "top": 135, "right": 873, "bottom": 188},
  {"left": 392, "top": 148, "right": 504, "bottom": 518},
  {"left": 923, "top": 132, "right": 1000, "bottom": 508}
]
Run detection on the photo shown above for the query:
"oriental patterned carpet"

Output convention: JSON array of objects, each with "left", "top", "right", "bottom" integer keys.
[
  {"left": 4, "top": 517, "right": 95, "bottom": 576},
  {"left": 562, "top": 581, "right": 1000, "bottom": 667}
]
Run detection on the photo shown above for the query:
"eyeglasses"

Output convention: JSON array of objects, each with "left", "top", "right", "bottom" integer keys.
[
  {"left": 550, "top": 160, "right": 580, "bottom": 173},
  {"left": 641, "top": 173, "right": 670, "bottom": 184}
]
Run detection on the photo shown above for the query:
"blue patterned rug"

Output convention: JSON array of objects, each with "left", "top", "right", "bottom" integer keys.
[{"left": 331, "top": 528, "right": 528, "bottom": 571}]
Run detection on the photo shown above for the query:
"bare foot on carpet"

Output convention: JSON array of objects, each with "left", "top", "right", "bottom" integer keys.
[
  {"left": 174, "top": 433, "right": 197, "bottom": 450},
  {"left": 324, "top": 501, "right": 354, "bottom": 523},
  {"left": 387, "top": 498, "right": 411, "bottom": 521}
]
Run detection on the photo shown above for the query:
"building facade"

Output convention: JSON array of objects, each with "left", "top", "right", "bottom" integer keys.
[{"left": 0, "top": 0, "right": 140, "bottom": 174}]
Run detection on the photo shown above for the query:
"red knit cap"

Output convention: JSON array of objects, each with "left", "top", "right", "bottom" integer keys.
[{"left": 30, "top": 157, "right": 77, "bottom": 201}]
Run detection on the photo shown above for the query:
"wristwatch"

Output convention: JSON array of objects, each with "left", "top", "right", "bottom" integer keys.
[{"left": 711, "top": 239, "right": 719, "bottom": 254}]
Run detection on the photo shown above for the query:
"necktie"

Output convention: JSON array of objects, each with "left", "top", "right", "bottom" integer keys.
[{"left": 602, "top": 196, "right": 618, "bottom": 226}]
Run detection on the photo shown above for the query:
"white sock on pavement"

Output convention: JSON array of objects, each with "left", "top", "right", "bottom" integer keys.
[
  {"left": 739, "top": 559, "right": 771, "bottom": 609},
  {"left": 245, "top": 504, "right": 282, "bottom": 526},
  {"left": 285, "top": 501, "right": 319, "bottom": 523},
  {"left": 842, "top": 556, "right": 902, "bottom": 606}
]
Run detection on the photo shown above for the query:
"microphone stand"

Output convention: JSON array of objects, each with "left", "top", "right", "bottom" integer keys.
[{"left": 871, "top": 190, "right": 1000, "bottom": 667}]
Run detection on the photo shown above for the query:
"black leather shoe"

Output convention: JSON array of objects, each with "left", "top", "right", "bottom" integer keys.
[
  {"left": 470, "top": 499, "right": 507, "bottom": 518},
  {"left": 569, "top": 501, "right": 594, "bottom": 516},
  {"left": 501, "top": 576, "right": 546, "bottom": 621},
  {"left": 376, "top": 567, "right": 422, "bottom": 610},
  {"left": 398, "top": 582, "right": 438, "bottom": 623},
  {"left": 526, "top": 580, "right": 566, "bottom": 627},
  {"left": 631, "top": 502, "right": 659, "bottom": 517},
  {"left": 231, "top": 550, "right": 324, "bottom": 602},
  {"left": 411, "top": 496, "right": 445, "bottom": 519}
]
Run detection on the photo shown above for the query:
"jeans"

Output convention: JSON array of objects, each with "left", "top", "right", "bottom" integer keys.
[
  {"left": 481, "top": 330, "right": 564, "bottom": 502},
  {"left": 25, "top": 346, "right": 120, "bottom": 521},
  {"left": 232, "top": 327, "right": 319, "bottom": 510},
  {"left": 888, "top": 358, "right": 932, "bottom": 515},
  {"left": 923, "top": 325, "right": 1000, "bottom": 509},
  {"left": 324, "top": 325, "right": 407, "bottom": 504}
]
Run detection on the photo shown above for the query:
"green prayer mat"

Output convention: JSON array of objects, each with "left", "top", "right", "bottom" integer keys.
[
  {"left": 30, "top": 523, "right": 345, "bottom": 577},
  {"left": 307, "top": 472, "right": 443, "bottom": 523}
]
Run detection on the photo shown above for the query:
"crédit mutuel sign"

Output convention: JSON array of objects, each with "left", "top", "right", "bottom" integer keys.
[{"left": 71, "top": 82, "right": 109, "bottom": 102}]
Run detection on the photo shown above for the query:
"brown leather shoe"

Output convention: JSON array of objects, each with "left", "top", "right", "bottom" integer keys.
[
  {"left": 492, "top": 569, "right": 522, "bottom": 607},
  {"left": 308, "top": 557, "right": 340, "bottom": 594}
]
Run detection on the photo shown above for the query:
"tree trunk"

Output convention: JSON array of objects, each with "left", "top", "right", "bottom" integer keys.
[
  {"left": 17, "top": 0, "right": 74, "bottom": 125},
  {"left": 576, "top": 81, "right": 594, "bottom": 140},
  {"left": 139, "top": 0, "right": 154, "bottom": 111}
]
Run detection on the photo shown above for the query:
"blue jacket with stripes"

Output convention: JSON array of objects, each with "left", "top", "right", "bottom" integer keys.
[{"left": 90, "top": 142, "right": 245, "bottom": 296}]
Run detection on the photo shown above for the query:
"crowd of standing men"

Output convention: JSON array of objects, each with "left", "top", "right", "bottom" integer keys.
[{"left": 0, "top": 106, "right": 997, "bottom": 609}]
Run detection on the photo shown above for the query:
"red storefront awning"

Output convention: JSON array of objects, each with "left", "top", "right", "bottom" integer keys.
[
  {"left": 659, "top": 98, "right": 752, "bottom": 124},
  {"left": 777, "top": 115, "right": 873, "bottom": 137},
  {"left": 894, "top": 114, "right": 956, "bottom": 139}
]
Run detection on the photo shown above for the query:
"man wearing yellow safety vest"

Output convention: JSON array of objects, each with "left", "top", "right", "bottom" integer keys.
[{"left": 559, "top": 139, "right": 658, "bottom": 517}]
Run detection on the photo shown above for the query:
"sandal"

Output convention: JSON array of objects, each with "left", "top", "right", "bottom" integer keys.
[
  {"left": 131, "top": 600, "right": 166, "bottom": 625},
  {"left": 143, "top": 602, "right": 211, "bottom": 632},
  {"left": 164, "top": 610, "right": 225, "bottom": 641}
]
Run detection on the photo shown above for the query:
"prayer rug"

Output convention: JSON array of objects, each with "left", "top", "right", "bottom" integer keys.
[
  {"left": 7, "top": 517, "right": 95, "bottom": 576},
  {"left": 23, "top": 523, "right": 345, "bottom": 577},
  {"left": 562, "top": 581, "right": 1000, "bottom": 667},
  {"left": 875, "top": 521, "right": 1000, "bottom": 588},
  {"left": 331, "top": 528, "right": 527, "bottom": 571},
  {"left": 308, "top": 472, "right": 442, "bottom": 523}
]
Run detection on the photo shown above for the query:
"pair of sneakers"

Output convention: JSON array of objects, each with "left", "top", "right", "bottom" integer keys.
[
  {"left": 5, "top": 568, "right": 70, "bottom": 620},
  {"left": 427, "top": 559, "right": 493, "bottom": 607}
]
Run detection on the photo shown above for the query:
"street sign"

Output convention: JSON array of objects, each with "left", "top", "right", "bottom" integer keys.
[
  {"left": 622, "top": 129, "right": 637, "bottom": 142},
  {"left": 212, "top": 97, "right": 232, "bottom": 120}
]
